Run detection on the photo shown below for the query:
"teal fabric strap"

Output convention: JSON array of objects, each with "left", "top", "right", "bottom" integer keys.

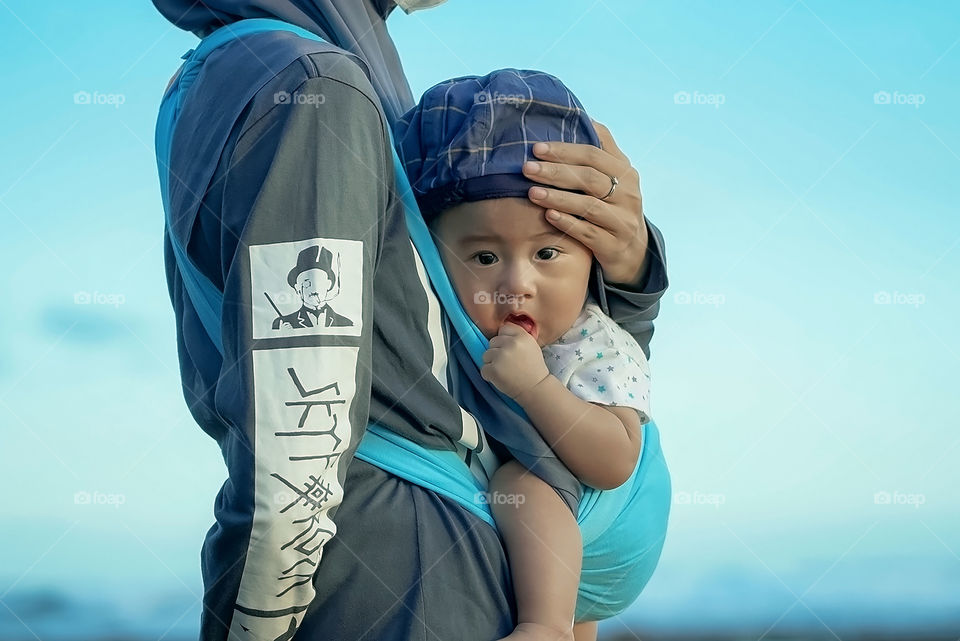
[{"left": 354, "top": 424, "right": 498, "bottom": 531}]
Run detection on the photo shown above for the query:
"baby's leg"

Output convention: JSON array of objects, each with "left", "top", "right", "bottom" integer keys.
[
  {"left": 491, "top": 460, "right": 581, "bottom": 641},
  {"left": 572, "top": 620, "right": 598, "bottom": 641}
]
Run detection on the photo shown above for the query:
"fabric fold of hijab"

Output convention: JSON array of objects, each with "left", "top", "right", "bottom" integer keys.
[{"left": 151, "top": 0, "right": 414, "bottom": 124}]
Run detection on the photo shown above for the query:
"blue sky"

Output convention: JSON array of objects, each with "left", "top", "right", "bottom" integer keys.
[{"left": 1, "top": 1, "right": 958, "bottom": 638}]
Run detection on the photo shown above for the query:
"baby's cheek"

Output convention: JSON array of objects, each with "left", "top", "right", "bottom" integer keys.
[
  {"left": 460, "top": 298, "right": 488, "bottom": 336},
  {"left": 446, "top": 268, "right": 494, "bottom": 336}
]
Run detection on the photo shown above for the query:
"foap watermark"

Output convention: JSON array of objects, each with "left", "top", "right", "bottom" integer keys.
[
  {"left": 475, "top": 491, "right": 526, "bottom": 507},
  {"left": 874, "top": 490, "right": 925, "bottom": 509},
  {"left": 474, "top": 90, "right": 526, "bottom": 107},
  {"left": 873, "top": 290, "right": 925, "bottom": 308},
  {"left": 673, "top": 290, "right": 725, "bottom": 307},
  {"left": 674, "top": 90, "right": 725, "bottom": 109},
  {"left": 274, "top": 90, "right": 326, "bottom": 107},
  {"left": 273, "top": 490, "right": 295, "bottom": 507},
  {"left": 474, "top": 290, "right": 525, "bottom": 306},
  {"left": 674, "top": 490, "right": 726, "bottom": 509},
  {"left": 73, "top": 90, "right": 126, "bottom": 109},
  {"left": 266, "top": 290, "right": 300, "bottom": 308},
  {"left": 74, "top": 291, "right": 126, "bottom": 308},
  {"left": 74, "top": 490, "right": 126, "bottom": 508},
  {"left": 873, "top": 90, "right": 925, "bottom": 109}
]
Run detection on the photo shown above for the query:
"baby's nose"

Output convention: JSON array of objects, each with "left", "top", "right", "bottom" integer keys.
[{"left": 500, "top": 263, "right": 536, "bottom": 299}]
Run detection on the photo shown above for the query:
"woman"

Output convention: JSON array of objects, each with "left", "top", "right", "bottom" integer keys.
[{"left": 151, "top": 1, "right": 669, "bottom": 639}]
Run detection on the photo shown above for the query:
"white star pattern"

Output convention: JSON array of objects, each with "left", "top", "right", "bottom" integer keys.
[{"left": 540, "top": 301, "right": 652, "bottom": 424}]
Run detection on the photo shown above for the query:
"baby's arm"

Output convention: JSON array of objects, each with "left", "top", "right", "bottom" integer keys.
[
  {"left": 516, "top": 378, "right": 642, "bottom": 491},
  {"left": 482, "top": 323, "right": 642, "bottom": 490}
]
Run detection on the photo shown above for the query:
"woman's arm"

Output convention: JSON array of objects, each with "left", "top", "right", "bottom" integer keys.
[
  {"left": 514, "top": 376, "right": 642, "bottom": 491},
  {"left": 594, "top": 218, "right": 668, "bottom": 360}
]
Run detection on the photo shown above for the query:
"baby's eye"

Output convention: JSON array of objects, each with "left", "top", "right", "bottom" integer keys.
[
  {"left": 473, "top": 251, "right": 498, "bottom": 265},
  {"left": 536, "top": 247, "right": 560, "bottom": 260}
]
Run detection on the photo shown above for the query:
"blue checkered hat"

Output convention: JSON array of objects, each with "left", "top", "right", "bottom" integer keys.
[{"left": 394, "top": 68, "right": 601, "bottom": 221}]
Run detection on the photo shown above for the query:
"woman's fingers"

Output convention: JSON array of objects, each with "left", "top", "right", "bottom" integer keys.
[
  {"left": 528, "top": 140, "right": 625, "bottom": 180},
  {"left": 544, "top": 208, "right": 619, "bottom": 256},
  {"left": 529, "top": 187, "right": 623, "bottom": 235},
  {"left": 523, "top": 161, "right": 618, "bottom": 200}
]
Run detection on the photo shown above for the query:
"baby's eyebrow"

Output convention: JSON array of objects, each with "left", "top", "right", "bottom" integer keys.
[
  {"left": 535, "top": 229, "right": 567, "bottom": 239},
  {"left": 457, "top": 233, "right": 499, "bottom": 244},
  {"left": 458, "top": 229, "right": 564, "bottom": 244}
]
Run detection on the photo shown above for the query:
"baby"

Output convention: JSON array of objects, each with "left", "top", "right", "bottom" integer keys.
[{"left": 396, "top": 70, "right": 653, "bottom": 641}]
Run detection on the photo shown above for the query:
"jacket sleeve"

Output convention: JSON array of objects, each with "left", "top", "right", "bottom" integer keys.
[
  {"left": 594, "top": 217, "right": 669, "bottom": 361},
  {"left": 196, "top": 61, "right": 389, "bottom": 641}
]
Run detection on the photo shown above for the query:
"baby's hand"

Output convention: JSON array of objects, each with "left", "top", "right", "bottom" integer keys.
[{"left": 480, "top": 322, "right": 550, "bottom": 401}]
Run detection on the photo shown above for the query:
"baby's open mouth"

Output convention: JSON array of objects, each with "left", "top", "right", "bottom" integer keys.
[{"left": 502, "top": 312, "right": 538, "bottom": 340}]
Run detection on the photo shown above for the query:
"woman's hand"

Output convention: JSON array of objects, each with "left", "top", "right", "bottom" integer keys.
[{"left": 523, "top": 121, "right": 650, "bottom": 287}]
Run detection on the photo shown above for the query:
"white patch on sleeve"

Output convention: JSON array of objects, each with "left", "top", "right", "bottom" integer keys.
[
  {"left": 250, "top": 237, "right": 363, "bottom": 339},
  {"left": 228, "top": 345, "right": 358, "bottom": 638}
]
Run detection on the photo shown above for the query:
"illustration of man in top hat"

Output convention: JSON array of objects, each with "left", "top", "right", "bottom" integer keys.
[{"left": 271, "top": 245, "right": 353, "bottom": 330}]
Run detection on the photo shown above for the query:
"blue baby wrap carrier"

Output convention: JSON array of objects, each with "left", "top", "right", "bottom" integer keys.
[{"left": 156, "top": 18, "right": 670, "bottom": 621}]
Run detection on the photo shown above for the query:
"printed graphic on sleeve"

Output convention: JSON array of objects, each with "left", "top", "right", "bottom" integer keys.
[
  {"left": 250, "top": 238, "right": 363, "bottom": 339},
  {"left": 229, "top": 346, "right": 359, "bottom": 638}
]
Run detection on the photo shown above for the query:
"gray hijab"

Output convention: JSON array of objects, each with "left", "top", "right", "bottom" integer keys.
[{"left": 151, "top": 0, "right": 414, "bottom": 124}]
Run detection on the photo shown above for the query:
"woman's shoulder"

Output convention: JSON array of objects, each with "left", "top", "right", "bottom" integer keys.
[{"left": 212, "top": 30, "right": 379, "bottom": 126}]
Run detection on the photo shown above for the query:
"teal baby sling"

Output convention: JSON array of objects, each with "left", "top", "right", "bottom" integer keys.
[{"left": 156, "top": 18, "right": 670, "bottom": 621}]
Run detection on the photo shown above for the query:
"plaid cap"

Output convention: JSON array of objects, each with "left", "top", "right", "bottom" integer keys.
[{"left": 394, "top": 68, "right": 601, "bottom": 221}]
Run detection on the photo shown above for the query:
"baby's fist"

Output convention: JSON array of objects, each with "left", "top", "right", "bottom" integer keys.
[{"left": 480, "top": 322, "right": 550, "bottom": 400}]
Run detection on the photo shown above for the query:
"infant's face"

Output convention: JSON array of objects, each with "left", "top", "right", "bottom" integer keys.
[{"left": 432, "top": 198, "right": 593, "bottom": 347}]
